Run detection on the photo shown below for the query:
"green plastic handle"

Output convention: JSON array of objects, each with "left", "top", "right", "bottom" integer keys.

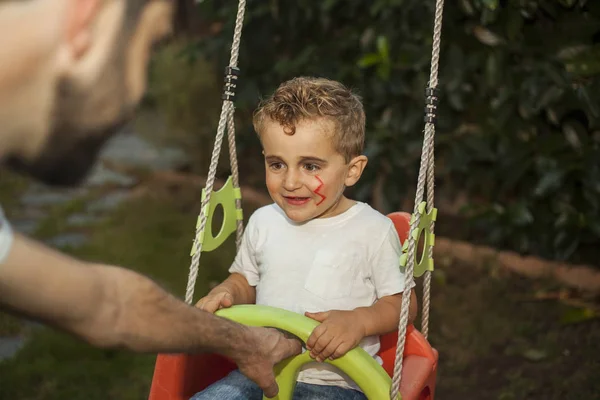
[{"left": 216, "top": 305, "right": 395, "bottom": 400}]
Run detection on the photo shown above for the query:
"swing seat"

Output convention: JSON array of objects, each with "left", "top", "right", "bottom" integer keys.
[{"left": 148, "top": 212, "right": 438, "bottom": 400}]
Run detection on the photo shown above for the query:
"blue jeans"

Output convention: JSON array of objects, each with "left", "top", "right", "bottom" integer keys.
[{"left": 190, "top": 370, "right": 367, "bottom": 400}]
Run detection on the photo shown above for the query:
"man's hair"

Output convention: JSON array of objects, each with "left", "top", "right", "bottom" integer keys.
[{"left": 253, "top": 77, "right": 366, "bottom": 162}]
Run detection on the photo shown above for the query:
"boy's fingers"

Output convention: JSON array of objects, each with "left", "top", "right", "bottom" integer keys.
[
  {"left": 310, "top": 332, "right": 334, "bottom": 361},
  {"left": 330, "top": 341, "right": 351, "bottom": 360},
  {"left": 220, "top": 293, "right": 233, "bottom": 308},
  {"left": 199, "top": 298, "right": 220, "bottom": 313},
  {"left": 306, "top": 324, "right": 326, "bottom": 350},
  {"left": 318, "top": 337, "right": 341, "bottom": 361},
  {"left": 312, "top": 331, "right": 333, "bottom": 354},
  {"left": 305, "top": 311, "right": 329, "bottom": 322}
]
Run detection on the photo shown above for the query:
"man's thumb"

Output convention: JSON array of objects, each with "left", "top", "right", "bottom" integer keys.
[
  {"left": 305, "top": 311, "right": 328, "bottom": 322},
  {"left": 261, "top": 372, "right": 279, "bottom": 398}
]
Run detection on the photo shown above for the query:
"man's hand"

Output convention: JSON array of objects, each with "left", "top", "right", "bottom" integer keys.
[
  {"left": 195, "top": 291, "right": 234, "bottom": 314},
  {"left": 305, "top": 310, "right": 365, "bottom": 362},
  {"left": 234, "top": 326, "right": 302, "bottom": 398}
]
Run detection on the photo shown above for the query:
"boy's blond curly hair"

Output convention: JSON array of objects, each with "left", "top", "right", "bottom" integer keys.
[{"left": 253, "top": 77, "right": 365, "bottom": 162}]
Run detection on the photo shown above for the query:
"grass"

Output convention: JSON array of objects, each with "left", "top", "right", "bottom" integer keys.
[
  {"left": 0, "top": 170, "right": 32, "bottom": 337},
  {"left": 0, "top": 172, "right": 598, "bottom": 399},
  {"left": 0, "top": 170, "right": 30, "bottom": 212}
]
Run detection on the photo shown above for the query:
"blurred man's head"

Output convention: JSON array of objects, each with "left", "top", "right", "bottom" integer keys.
[{"left": 0, "top": 0, "right": 173, "bottom": 186}]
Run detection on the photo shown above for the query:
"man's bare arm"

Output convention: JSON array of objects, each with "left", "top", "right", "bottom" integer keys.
[
  {"left": 0, "top": 234, "right": 301, "bottom": 396},
  {"left": 0, "top": 234, "right": 238, "bottom": 353}
]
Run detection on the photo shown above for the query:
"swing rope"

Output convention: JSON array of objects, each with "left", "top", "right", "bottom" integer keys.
[
  {"left": 390, "top": 0, "right": 445, "bottom": 398},
  {"left": 184, "top": 0, "right": 247, "bottom": 305}
]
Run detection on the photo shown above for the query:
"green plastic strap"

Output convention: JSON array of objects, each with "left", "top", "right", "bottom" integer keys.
[
  {"left": 399, "top": 201, "right": 438, "bottom": 278},
  {"left": 190, "top": 176, "right": 241, "bottom": 255},
  {"left": 216, "top": 305, "right": 395, "bottom": 400},
  {"left": 233, "top": 187, "right": 242, "bottom": 199}
]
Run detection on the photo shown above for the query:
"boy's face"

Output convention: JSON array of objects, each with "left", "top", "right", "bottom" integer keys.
[{"left": 261, "top": 118, "right": 367, "bottom": 223}]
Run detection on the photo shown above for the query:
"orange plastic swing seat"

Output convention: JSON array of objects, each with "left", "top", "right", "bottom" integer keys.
[{"left": 148, "top": 212, "right": 438, "bottom": 400}]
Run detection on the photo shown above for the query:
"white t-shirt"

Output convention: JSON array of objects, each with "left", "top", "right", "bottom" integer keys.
[
  {"left": 229, "top": 201, "right": 415, "bottom": 390},
  {"left": 0, "top": 206, "right": 14, "bottom": 264}
]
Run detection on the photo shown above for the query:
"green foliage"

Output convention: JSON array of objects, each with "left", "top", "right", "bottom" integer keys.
[{"left": 176, "top": 0, "right": 599, "bottom": 263}]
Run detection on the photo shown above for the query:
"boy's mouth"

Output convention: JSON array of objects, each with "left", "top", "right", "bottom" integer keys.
[{"left": 283, "top": 196, "right": 311, "bottom": 206}]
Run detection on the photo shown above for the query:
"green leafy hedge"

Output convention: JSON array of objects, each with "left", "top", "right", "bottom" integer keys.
[{"left": 169, "top": 0, "right": 600, "bottom": 264}]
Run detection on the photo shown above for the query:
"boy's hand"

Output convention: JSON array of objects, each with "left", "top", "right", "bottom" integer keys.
[
  {"left": 195, "top": 291, "right": 234, "bottom": 314},
  {"left": 304, "top": 310, "right": 366, "bottom": 362}
]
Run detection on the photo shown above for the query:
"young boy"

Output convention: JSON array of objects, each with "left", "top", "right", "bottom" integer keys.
[{"left": 192, "top": 77, "right": 417, "bottom": 400}]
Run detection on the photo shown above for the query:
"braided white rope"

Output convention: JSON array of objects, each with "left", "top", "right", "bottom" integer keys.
[
  {"left": 184, "top": 0, "right": 247, "bottom": 305},
  {"left": 226, "top": 108, "right": 244, "bottom": 250},
  {"left": 389, "top": 0, "right": 445, "bottom": 398},
  {"left": 422, "top": 127, "right": 436, "bottom": 339}
]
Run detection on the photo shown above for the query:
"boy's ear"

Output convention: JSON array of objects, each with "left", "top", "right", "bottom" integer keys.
[
  {"left": 344, "top": 155, "right": 368, "bottom": 187},
  {"left": 65, "top": 0, "right": 102, "bottom": 59}
]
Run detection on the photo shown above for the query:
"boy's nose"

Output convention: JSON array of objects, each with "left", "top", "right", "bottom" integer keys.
[{"left": 282, "top": 170, "right": 302, "bottom": 191}]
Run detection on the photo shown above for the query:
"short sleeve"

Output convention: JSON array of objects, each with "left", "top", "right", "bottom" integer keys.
[
  {"left": 0, "top": 206, "right": 14, "bottom": 264},
  {"left": 370, "top": 222, "right": 415, "bottom": 298},
  {"left": 228, "top": 213, "right": 260, "bottom": 286}
]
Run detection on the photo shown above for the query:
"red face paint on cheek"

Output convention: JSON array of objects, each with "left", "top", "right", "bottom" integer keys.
[{"left": 314, "top": 176, "right": 327, "bottom": 205}]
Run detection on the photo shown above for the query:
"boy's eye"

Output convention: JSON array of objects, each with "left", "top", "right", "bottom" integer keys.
[
  {"left": 303, "top": 163, "right": 321, "bottom": 172},
  {"left": 269, "top": 162, "right": 284, "bottom": 171}
]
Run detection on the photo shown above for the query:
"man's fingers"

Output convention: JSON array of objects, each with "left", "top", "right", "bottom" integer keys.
[{"left": 280, "top": 337, "right": 302, "bottom": 360}]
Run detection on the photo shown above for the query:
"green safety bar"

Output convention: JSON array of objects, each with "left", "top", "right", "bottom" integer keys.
[
  {"left": 216, "top": 305, "right": 397, "bottom": 400},
  {"left": 191, "top": 176, "right": 243, "bottom": 255}
]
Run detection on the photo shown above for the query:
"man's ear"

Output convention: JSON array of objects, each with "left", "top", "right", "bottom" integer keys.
[
  {"left": 344, "top": 155, "right": 368, "bottom": 187},
  {"left": 59, "top": 0, "right": 125, "bottom": 85},
  {"left": 65, "top": 0, "right": 102, "bottom": 59}
]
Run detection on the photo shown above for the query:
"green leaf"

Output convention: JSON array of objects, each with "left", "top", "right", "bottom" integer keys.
[
  {"left": 558, "top": 0, "right": 577, "bottom": 8},
  {"left": 510, "top": 203, "right": 534, "bottom": 226},
  {"left": 357, "top": 53, "right": 381, "bottom": 68},
  {"left": 560, "top": 307, "right": 597, "bottom": 325},
  {"left": 534, "top": 170, "right": 564, "bottom": 197},
  {"left": 522, "top": 348, "right": 548, "bottom": 362},
  {"left": 376, "top": 35, "right": 389, "bottom": 61},
  {"left": 481, "top": 0, "right": 499, "bottom": 10}
]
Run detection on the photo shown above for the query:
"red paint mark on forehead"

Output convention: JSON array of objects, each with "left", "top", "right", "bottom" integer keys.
[{"left": 314, "top": 176, "right": 326, "bottom": 205}]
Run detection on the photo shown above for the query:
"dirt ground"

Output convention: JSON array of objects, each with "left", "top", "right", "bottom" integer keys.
[{"left": 428, "top": 258, "right": 599, "bottom": 400}]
